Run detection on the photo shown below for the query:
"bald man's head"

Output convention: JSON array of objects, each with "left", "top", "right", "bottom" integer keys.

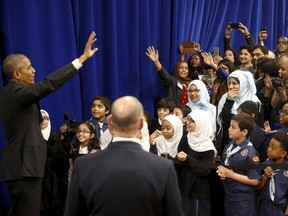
[{"left": 109, "top": 96, "right": 144, "bottom": 135}]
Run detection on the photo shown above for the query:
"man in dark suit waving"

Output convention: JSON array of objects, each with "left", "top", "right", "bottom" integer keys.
[
  {"left": 65, "top": 96, "right": 184, "bottom": 216},
  {"left": 0, "top": 32, "right": 98, "bottom": 216}
]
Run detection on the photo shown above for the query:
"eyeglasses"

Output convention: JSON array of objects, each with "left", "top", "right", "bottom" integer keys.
[
  {"left": 76, "top": 130, "right": 91, "bottom": 135},
  {"left": 277, "top": 41, "right": 287, "bottom": 45},
  {"left": 187, "top": 89, "right": 200, "bottom": 94},
  {"left": 42, "top": 116, "right": 50, "bottom": 121},
  {"left": 279, "top": 110, "right": 288, "bottom": 116}
]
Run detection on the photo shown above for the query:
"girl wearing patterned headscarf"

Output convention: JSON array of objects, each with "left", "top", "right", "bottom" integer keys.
[
  {"left": 186, "top": 79, "right": 217, "bottom": 133},
  {"left": 150, "top": 114, "right": 183, "bottom": 158}
]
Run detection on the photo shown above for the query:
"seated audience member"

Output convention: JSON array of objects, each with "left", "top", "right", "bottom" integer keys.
[
  {"left": 256, "top": 132, "right": 288, "bottom": 216},
  {"left": 176, "top": 110, "right": 217, "bottom": 216},
  {"left": 89, "top": 96, "right": 111, "bottom": 138},
  {"left": 146, "top": 46, "right": 191, "bottom": 104},
  {"left": 40, "top": 110, "right": 67, "bottom": 216},
  {"left": 68, "top": 121, "right": 100, "bottom": 184},
  {"left": 187, "top": 79, "right": 217, "bottom": 134},
  {"left": 150, "top": 115, "right": 183, "bottom": 158},
  {"left": 217, "top": 114, "right": 261, "bottom": 216},
  {"left": 149, "top": 97, "right": 175, "bottom": 135},
  {"left": 217, "top": 70, "right": 261, "bottom": 155},
  {"left": 259, "top": 54, "right": 288, "bottom": 130}
]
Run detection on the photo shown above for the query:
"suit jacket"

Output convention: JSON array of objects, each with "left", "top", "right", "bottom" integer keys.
[
  {"left": 65, "top": 141, "right": 184, "bottom": 216},
  {"left": 0, "top": 63, "right": 78, "bottom": 181}
]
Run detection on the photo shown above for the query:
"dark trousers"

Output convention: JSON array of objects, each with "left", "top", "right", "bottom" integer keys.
[{"left": 8, "top": 177, "right": 42, "bottom": 216}]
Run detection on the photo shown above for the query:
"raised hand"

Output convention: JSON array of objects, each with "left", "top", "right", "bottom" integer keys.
[
  {"left": 146, "top": 46, "right": 159, "bottom": 62},
  {"left": 79, "top": 31, "right": 98, "bottom": 63}
]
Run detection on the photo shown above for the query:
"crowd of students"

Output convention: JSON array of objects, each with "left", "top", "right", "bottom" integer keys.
[{"left": 39, "top": 25, "right": 288, "bottom": 216}]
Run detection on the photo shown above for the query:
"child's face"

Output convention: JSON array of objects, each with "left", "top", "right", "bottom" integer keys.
[
  {"left": 188, "top": 84, "right": 200, "bottom": 103},
  {"left": 279, "top": 103, "right": 288, "bottom": 124},
  {"left": 173, "top": 108, "right": 185, "bottom": 123},
  {"left": 76, "top": 124, "right": 94, "bottom": 144},
  {"left": 186, "top": 116, "right": 196, "bottom": 132},
  {"left": 228, "top": 77, "right": 240, "bottom": 92},
  {"left": 40, "top": 111, "right": 49, "bottom": 129},
  {"left": 228, "top": 120, "right": 245, "bottom": 141},
  {"left": 157, "top": 108, "right": 170, "bottom": 121},
  {"left": 267, "top": 138, "right": 286, "bottom": 161},
  {"left": 91, "top": 100, "right": 109, "bottom": 122},
  {"left": 161, "top": 120, "right": 174, "bottom": 139}
]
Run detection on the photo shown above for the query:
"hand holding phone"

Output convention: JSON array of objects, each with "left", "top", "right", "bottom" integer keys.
[
  {"left": 213, "top": 47, "right": 219, "bottom": 56},
  {"left": 230, "top": 22, "right": 240, "bottom": 29},
  {"left": 259, "top": 27, "right": 267, "bottom": 39}
]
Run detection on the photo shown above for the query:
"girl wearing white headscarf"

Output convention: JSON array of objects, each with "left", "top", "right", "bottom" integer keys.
[
  {"left": 186, "top": 79, "right": 217, "bottom": 133},
  {"left": 150, "top": 114, "right": 183, "bottom": 157},
  {"left": 176, "top": 110, "right": 216, "bottom": 216},
  {"left": 217, "top": 70, "right": 261, "bottom": 154},
  {"left": 40, "top": 109, "right": 51, "bottom": 141}
]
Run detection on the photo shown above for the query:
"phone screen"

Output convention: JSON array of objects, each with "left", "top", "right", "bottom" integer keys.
[{"left": 213, "top": 47, "right": 219, "bottom": 56}]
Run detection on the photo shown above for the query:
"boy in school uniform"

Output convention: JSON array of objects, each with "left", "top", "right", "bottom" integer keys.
[
  {"left": 90, "top": 96, "right": 111, "bottom": 139},
  {"left": 257, "top": 132, "right": 288, "bottom": 216},
  {"left": 149, "top": 98, "right": 175, "bottom": 135},
  {"left": 217, "top": 113, "right": 261, "bottom": 216}
]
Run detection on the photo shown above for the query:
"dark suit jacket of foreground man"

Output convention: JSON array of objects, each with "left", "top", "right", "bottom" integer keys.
[
  {"left": 0, "top": 63, "right": 78, "bottom": 180},
  {"left": 65, "top": 140, "right": 184, "bottom": 216}
]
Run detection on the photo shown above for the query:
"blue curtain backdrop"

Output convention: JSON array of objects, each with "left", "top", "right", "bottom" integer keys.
[{"left": 0, "top": 0, "right": 287, "bottom": 213}]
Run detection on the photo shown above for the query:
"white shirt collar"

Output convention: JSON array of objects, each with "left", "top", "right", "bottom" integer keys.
[{"left": 113, "top": 137, "right": 141, "bottom": 145}]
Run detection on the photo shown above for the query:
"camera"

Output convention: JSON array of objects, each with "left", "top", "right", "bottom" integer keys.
[
  {"left": 63, "top": 112, "right": 78, "bottom": 133},
  {"left": 230, "top": 22, "right": 240, "bottom": 29},
  {"left": 271, "top": 77, "right": 283, "bottom": 87}
]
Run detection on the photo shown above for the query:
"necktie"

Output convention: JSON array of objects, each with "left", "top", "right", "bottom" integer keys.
[{"left": 181, "top": 85, "right": 188, "bottom": 104}]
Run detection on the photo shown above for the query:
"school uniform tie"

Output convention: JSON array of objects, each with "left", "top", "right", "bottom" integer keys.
[{"left": 98, "top": 122, "right": 103, "bottom": 136}]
